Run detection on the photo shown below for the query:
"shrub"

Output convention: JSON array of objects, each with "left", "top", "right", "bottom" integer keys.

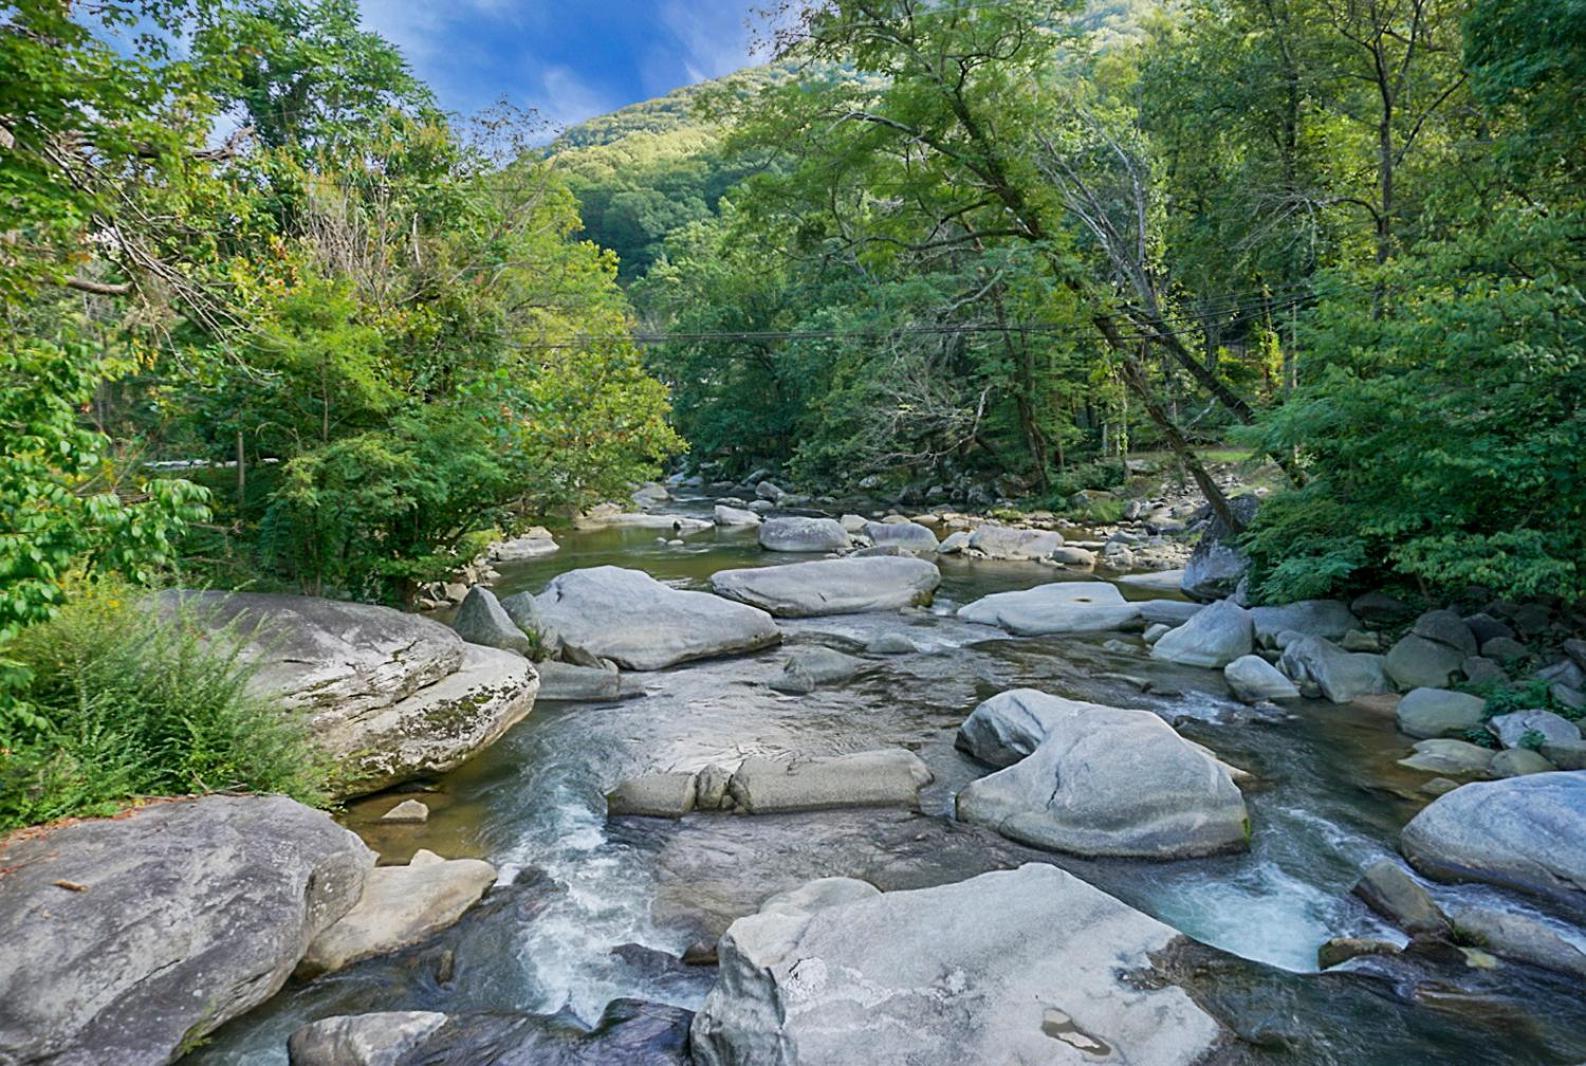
[{"left": 0, "top": 584, "right": 326, "bottom": 831}]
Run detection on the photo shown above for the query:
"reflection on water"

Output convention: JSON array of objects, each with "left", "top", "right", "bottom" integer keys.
[{"left": 192, "top": 502, "right": 1586, "bottom": 1065}]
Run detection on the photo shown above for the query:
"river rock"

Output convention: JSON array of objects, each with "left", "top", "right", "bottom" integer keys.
[
  {"left": 957, "top": 581, "right": 1141, "bottom": 635},
  {"left": 1353, "top": 860, "right": 1448, "bottom": 935},
  {"left": 1444, "top": 903, "right": 1586, "bottom": 979},
  {"left": 689, "top": 863, "right": 1225, "bottom": 1066},
  {"left": 1318, "top": 937, "right": 1401, "bottom": 969},
  {"left": 531, "top": 566, "right": 778, "bottom": 670},
  {"left": 1051, "top": 545, "right": 1097, "bottom": 568},
  {"left": 535, "top": 660, "right": 622, "bottom": 701},
  {"left": 450, "top": 585, "right": 532, "bottom": 655},
  {"left": 711, "top": 556, "right": 939, "bottom": 617},
  {"left": 1401, "top": 772, "right": 1586, "bottom": 910},
  {"left": 1351, "top": 590, "right": 1414, "bottom": 624},
  {"left": 727, "top": 749, "right": 932, "bottom": 813},
  {"left": 966, "top": 524, "right": 1063, "bottom": 560},
  {"left": 1150, "top": 599, "right": 1253, "bottom": 669},
  {"left": 1397, "top": 738, "right": 1496, "bottom": 775},
  {"left": 956, "top": 704, "right": 1248, "bottom": 858},
  {"left": 298, "top": 850, "right": 496, "bottom": 977},
  {"left": 161, "top": 591, "right": 539, "bottom": 797},
  {"left": 1385, "top": 634, "right": 1465, "bottom": 690},
  {"left": 1488, "top": 709, "right": 1582, "bottom": 750},
  {"left": 714, "top": 504, "right": 762, "bottom": 527},
  {"left": 0, "top": 796, "right": 372, "bottom": 1066},
  {"left": 955, "top": 689, "right": 1141, "bottom": 767},
  {"left": 1249, "top": 599, "right": 1359, "bottom": 646},
  {"left": 1411, "top": 609, "right": 1480, "bottom": 656},
  {"left": 1482, "top": 636, "right": 1531, "bottom": 662},
  {"left": 1140, "top": 599, "right": 1203, "bottom": 626},
  {"left": 1279, "top": 636, "right": 1391, "bottom": 703},
  {"left": 607, "top": 772, "right": 699, "bottom": 818},
  {"left": 1491, "top": 748, "right": 1557, "bottom": 777},
  {"left": 578, "top": 511, "right": 712, "bottom": 535},
  {"left": 862, "top": 520, "right": 939, "bottom": 553},
  {"left": 1224, "top": 654, "right": 1301, "bottom": 702},
  {"left": 1396, "top": 688, "right": 1487, "bottom": 739},
  {"left": 1462, "top": 656, "right": 1508, "bottom": 685},
  {"left": 1118, "top": 569, "right": 1186, "bottom": 593},
  {"left": 768, "top": 646, "right": 868, "bottom": 693},
  {"left": 938, "top": 530, "right": 970, "bottom": 554},
  {"left": 381, "top": 798, "right": 430, "bottom": 824},
  {"left": 491, "top": 528, "right": 559, "bottom": 561},
  {"left": 287, "top": 1011, "right": 449, "bottom": 1065},
  {"left": 1542, "top": 738, "right": 1586, "bottom": 770},
  {"left": 1180, "top": 495, "right": 1258, "bottom": 601},
  {"left": 757, "top": 516, "right": 847, "bottom": 552}
]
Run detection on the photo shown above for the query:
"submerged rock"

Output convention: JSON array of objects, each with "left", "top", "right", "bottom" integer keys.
[
  {"left": 380, "top": 798, "right": 430, "bottom": 824},
  {"left": 531, "top": 566, "right": 779, "bottom": 670},
  {"left": 711, "top": 556, "right": 940, "bottom": 617},
  {"left": 690, "top": 863, "right": 1226, "bottom": 1066},
  {"left": 757, "top": 516, "right": 848, "bottom": 553},
  {"left": 957, "top": 581, "right": 1140, "bottom": 635},
  {"left": 956, "top": 703, "right": 1248, "bottom": 858},
  {"left": 0, "top": 796, "right": 372, "bottom": 1066},
  {"left": 1150, "top": 598, "right": 1253, "bottom": 669},
  {"left": 768, "top": 645, "right": 869, "bottom": 693}
]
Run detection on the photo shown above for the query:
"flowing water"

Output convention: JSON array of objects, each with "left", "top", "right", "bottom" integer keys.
[{"left": 192, "top": 501, "right": 1586, "bottom": 1065}]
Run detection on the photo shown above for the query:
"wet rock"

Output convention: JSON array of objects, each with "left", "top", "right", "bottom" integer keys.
[
  {"left": 299, "top": 850, "right": 496, "bottom": 977},
  {"left": 287, "top": 1011, "right": 448, "bottom": 1065},
  {"left": 956, "top": 688, "right": 1144, "bottom": 768},
  {"left": 967, "top": 524, "right": 1063, "bottom": 560},
  {"left": 1396, "top": 688, "right": 1487, "bottom": 739},
  {"left": 728, "top": 749, "right": 933, "bottom": 814},
  {"left": 381, "top": 798, "right": 430, "bottom": 824},
  {"left": 1491, "top": 748, "right": 1557, "bottom": 777},
  {"left": 957, "top": 581, "right": 1141, "bottom": 636},
  {"left": 450, "top": 586, "right": 532, "bottom": 655},
  {"left": 1445, "top": 903, "right": 1586, "bottom": 979},
  {"left": 1151, "top": 599, "right": 1254, "bottom": 669},
  {"left": 956, "top": 704, "right": 1248, "bottom": 858},
  {"left": 161, "top": 591, "right": 539, "bottom": 797},
  {"left": 713, "top": 504, "right": 762, "bottom": 527},
  {"left": 690, "top": 864, "right": 1226, "bottom": 1066},
  {"left": 535, "top": 660, "right": 622, "bottom": 701},
  {"left": 1180, "top": 495, "right": 1258, "bottom": 602},
  {"left": 1281, "top": 636, "right": 1391, "bottom": 703},
  {"left": 607, "top": 772, "right": 699, "bottom": 818},
  {"left": 1385, "top": 635, "right": 1466, "bottom": 690},
  {"left": 1250, "top": 600, "right": 1360, "bottom": 646},
  {"left": 1412, "top": 610, "right": 1480, "bottom": 657},
  {"left": 862, "top": 520, "right": 939, "bottom": 554},
  {"left": 0, "top": 796, "right": 372, "bottom": 1066},
  {"left": 711, "top": 556, "right": 940, "bottom": 617},
  {"left": 1397, "top": 738, "right": 1496, "bottom": 775},
  {"left": 867, "top": 631, "right": 923, "bottom": 655},
  {"left": 1318, "top": 937, "right": 1402, "bottom": 969},
  {"left": 768, "top": 645, "right": 868, "bottom": 694},
  {"left": 1351, "top": 590, "right": 1414, "bottom": 625},
  {"left": 1224, "top": 654, "right": 1301, "bottom": 702},
  {"left": 1488, "top": 709, "right": 1581, "bottom": 750},
  {"left": 757, "top": 516, "right": 847, "bottom": 552},
  {"left": 1353, "top": 860, "right": 1448, "bottom": 935},
  {"left": 533, "top": 566, "right": 779, "bottom": 670},
  {"left": 1401, "top": 772, "right": 1586, "bottom": 910}
]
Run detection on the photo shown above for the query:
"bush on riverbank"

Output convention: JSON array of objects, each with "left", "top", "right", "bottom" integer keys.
[{"left": 0, "top": 584, "right": 326, "bottom": 832}]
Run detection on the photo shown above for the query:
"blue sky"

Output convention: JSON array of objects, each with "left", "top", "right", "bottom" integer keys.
[{"left": 356, "top": 1, "right": 767, "bottom": 132}]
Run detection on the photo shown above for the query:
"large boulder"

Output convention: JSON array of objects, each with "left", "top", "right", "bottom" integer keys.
[
  {"left": 298, "top": 850, "right": 495, "bottom": 977},
  {"left": 690, "top": 864, "right": 1225, "bottom": 1066},
  {"left": 1401, "top": 772, "right": 1586, "bottom": 910},
  {"left": 711, "top": 556, "right": 940, "bottom": 617},
  {"left": 162, "top": 591, "right": 538, "bottom": 797},
  {"left": 757, "top": 517, "right": 848, "bottom": 553},
  {"left": 956, "top": 688, "right": 1146, "bottom": 768},
  {"left": 1385, "top": 635, "right": 1466, "bottom": 690},
  {"left": 1279, "top": 635, "right": 1391, "bottom": 703},
  {"left": 449, "top": 585, "right": 532, "bottom": 655},
  {"left": 1180, "top": 495, "right": 1258, "bottom": 601},
  {"left": 727, "top": 750, "right": 933, "bottom": 814},
  {"left": 1488, "top": 709, "right": 1582, "bottom": 750},
  {"left": 1224, "top": 655, "right": 1301, "bottom": 702},
  {"left": 957, "top": 582, "right": 1141, "bottom": 635},
  {"left": 1396, "top": 688, "right": 1488, "bottom": 739},
  {"left": 530, "top": 566, "right": 779, "bottom": 670},
  {"left": 1249, "top": 599, "right": 1359, "bottom": 646},
  {"left": 966, "top": 525, "right": 1063, "bottom": 560},
  {"left": 956, "top": 704, "right": 1248, "bottom": 858},
  {"left": 490, "top": 527, "right": 558, "bottom": 562},
  {"left": 862, "top": 520, "right": 939, "bottom": 553},
  {"left": 713, "top": 504, "right": 762, "bottom": 527},
  {"left": 1150, "top": 599, "right": 1254, "bottom": 669},
  {"left": 0, "top": 796, "right": 372, "bottom": 1066}
]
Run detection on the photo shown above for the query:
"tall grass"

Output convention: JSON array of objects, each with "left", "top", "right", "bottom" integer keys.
[{"left": 0, "top": 584, "right": 326, "bottom": 832}]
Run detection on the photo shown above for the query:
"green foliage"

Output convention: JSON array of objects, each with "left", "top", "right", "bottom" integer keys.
[{"left": 0, "top": 583, "right": 326, "bottom": 832}]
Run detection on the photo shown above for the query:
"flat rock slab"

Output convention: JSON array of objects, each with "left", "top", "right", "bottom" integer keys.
[
  {"left": 728, "top": 749, "right": 933, "bottom": 813},
  {"left": 0, "top": 796, "right": 372, "bottom": 1066},
  {"left": 1117, "top": 569, "right": 1187, "bottom": 593},
  {"left": 711, "top": 556, "right": 940, "bottom": 617},
  {"left": 690, "top": 863, "right": 1225, "bottom": 1066},
  {"left": 957, "top": 581, "right": 1141, "bottom": 636},
  {"left": 967, "top": 525, "right": 1063, "bottom": 560},
  {"left": 757, "top": 517, "right": 848, "bottom": 553},
  {"left": 1397, "top": 687, "right": 1487, "bottom": 739},
  {"left": 299, "top": 850, "right": 496, "bottom": 977},
  {"left": 532, "top": 566, "right": 779, "bottom": 670}
]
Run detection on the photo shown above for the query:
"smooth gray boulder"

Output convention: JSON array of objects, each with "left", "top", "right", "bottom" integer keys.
[
  {"left": 768, "top": 646, "right": 868, "bottom": 693},
  {"left": 862, "top": 520, "right": 939, "bottom": 553},
  {"left": 535, "top": 660, "right": 622, "bottom": 701},
  {"left": 490, "top": 528, "right": 559, "bottom": 561},
  {"left": 727, "top": 750, "right": 932, "bottom": 814},
  {"left": 690, "top": 864, "right": 1225, "bottom": 1066},
  {"left": 1397, "top": 738, "right": 1496, "bottom": 775},
  {"left": 956, "top": 689, "right": 1146, "bottom": 767},
  {"left": 607, "top": 772, "right": 699, "bottom": 818},
  {"left": 1180, "top": 495, "right": 1258, "bottom": 601},
  {"left": 298, "top": 850, "right": 496, "bottom": 977},
  {"left": 1401, "top": 772, "right": 1586, "bottom": 909},
  {"left": 1353, "top": 860, "right": 1448, "bottom": 935},
  {"left": 757, "top": 516, "right": 848, "bottom": 553},
  {"left": 1140, "top": 600, "right": 1203, "bottom": 626},
  {"left": 1412, "top": 609, "right": 1480, "bottom": 656},
  {"left": 1396, "top": 688, "right": 1487, "bottom": 739},
  {"left": 937, "top": 530, "right": 970, "bottom": 554},
  {"left": 1444, "top": 902, "right": 1586, "bottom": 979},
  {"left": 957, "top": 581, "right": 1140, "bottom": 636},
  {"left": 578, "top": 511, "right": 712, "bottom": 535},
  {"left": 714, "top": 504, "right": 762, "bottom": 527},
  {"left": 450, "top": 586, "right": 532, "bottom": 655},
  {"left": 287, "top": 1011, "right": 449, "bottom": 1066},
  {"left": 0, "top": 796, "right": 372, "bottom": 1066},
  {"left": 1491, "top": 748, "right": 1557, "bottom": 777},
  {"left": 531, "top": 566, "right": 778, "bottom": 670},
  {"left": 1150, "top": 599, "right": 1253, "bottom": 669},
  {"left": 1488, "top": 709, "right": 1581, "bottom": 750},
  {"left": 1249, "top": 599, "right": 1359, "bottom": 646},
  {"left": 1224, "top": 654, "right": 1301, "bottom": 702},
  {"left": 1279, "top": 636, "right": 1391, "bottom": 703},
  {"left": 711, "top": 556, "right": 940, "bottom": 617},
  {"left": 1385, "top": 634, "right": 1465, "bottom": 690},
  {"left": 966, "top": 524, "right": 1063, "bottom": 560},
  {"left": 956, "top": 704, "right": 1249, "bottom": 858},
  {"left": 161, "top": 591, "right": 539, "bottom": 797},
  {"left": 1118, "top": 569, "right": 1186, "bottom": 593}
]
